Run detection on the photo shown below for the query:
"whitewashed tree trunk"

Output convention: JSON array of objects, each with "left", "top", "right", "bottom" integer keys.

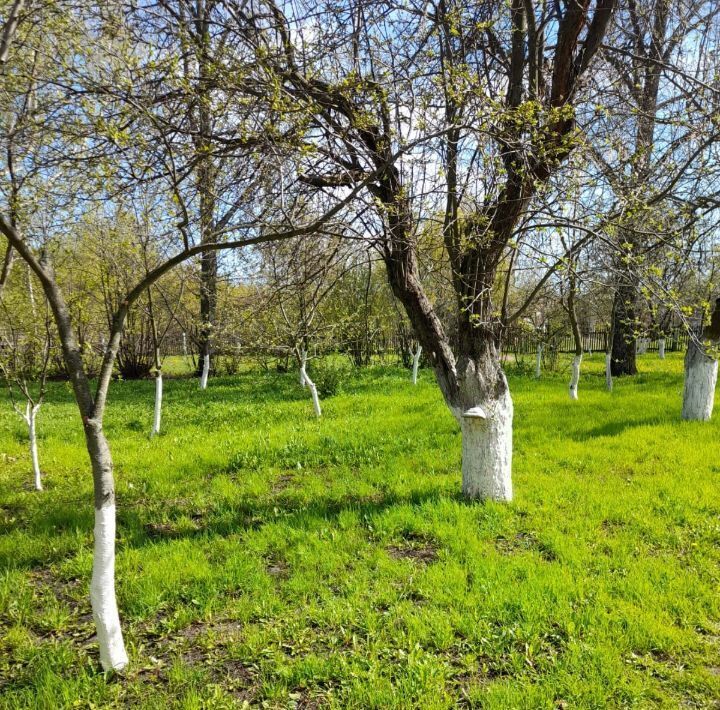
[
  {"left": 25, "top": 402, "right": 42, "bottom": 491},
  {"left": 151, "top": 372, "right": 162, "bottom": 437},
  {"left": 90, "top": 503, "right": 129, "bottom": 671},
  {"left": 299, "top": 348, "right": 307, "bottom": 387},
  {"left": 605, "top": 352, "right": 613, "bottom": 392},
  {"left": 637, "top": 337, "right": 648, "bottom": 354},
  {"left": 658, "top": 338, "right": 665, "bottom": 359},
  {"left": 682, "top": 341, "right": 718, "bottom": 421},
  {"left": 535, "top": 343, "right": 543, "bottom": 378},
  {"left": 182, "top": 332, "right": 187, "bottom": 357},
  {"left": 300, "top": 361, "right": 322, "bottom": 417},
  {"left": 569, "top": 354, "right": 582, "bottom": 400},
  {"left": 412, "top": 344, "right": 422, "bottom": 385},
  {"left": 459, "top": 386, "right": 513, "bottom": 501},
  {"left": 199, "top": 353, "right": 209, "bottom": 390}
]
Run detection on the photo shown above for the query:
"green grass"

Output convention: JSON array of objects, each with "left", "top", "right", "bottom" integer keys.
[{"left": 0, "top": 352, "right": 718, "bottom": 709}]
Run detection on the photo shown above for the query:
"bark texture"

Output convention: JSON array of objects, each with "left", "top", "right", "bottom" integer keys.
[{"left": 682, "top": 340, "right": 718, "bottom": 421}]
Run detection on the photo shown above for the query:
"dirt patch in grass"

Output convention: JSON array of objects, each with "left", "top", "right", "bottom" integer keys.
[
  {"left": 387, "top": 530, "right": 439, "bottom": 564},
  {"left": 494, "top": 531, "right": 558, "bottom": 561}
]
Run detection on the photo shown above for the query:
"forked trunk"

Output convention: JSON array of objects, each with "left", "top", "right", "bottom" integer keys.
[
  {"left": 84, "top": 423, "right": 128, "bottom": 671},
  {"left": 682, "top": 340, "right": 717, "bottom": 421},
  {"left": 412, "top": 344, "right": 422, "bottom": 385},
  {"left": 199, "top": 353, "right": 209, "bottom": 390},
  {"left": 569, "top": 354, "right": 582, "bottom": 400},
  {"left": 658, "top": 338, "right": 665, "bottom": 359},
  {"left": 151, "top": 372, "right": 162, "bottom": 437}
]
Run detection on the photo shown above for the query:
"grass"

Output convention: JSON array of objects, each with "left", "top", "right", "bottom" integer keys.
[{"left": 0, "top": 352, "right": 718, "bottom": 709}]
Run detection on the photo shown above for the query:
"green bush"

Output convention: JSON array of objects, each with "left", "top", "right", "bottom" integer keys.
[{"left": 309, "top": 358, "right": 351, "bottom": 397}]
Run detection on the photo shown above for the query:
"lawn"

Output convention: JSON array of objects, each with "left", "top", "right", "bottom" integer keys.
[{"left": 0, "top": 353, "right": 718, "bottom": 708}]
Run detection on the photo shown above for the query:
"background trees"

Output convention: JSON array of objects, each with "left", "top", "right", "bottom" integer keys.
[{"left": 1, "top": 0, "right": 720, "bottom": 675}]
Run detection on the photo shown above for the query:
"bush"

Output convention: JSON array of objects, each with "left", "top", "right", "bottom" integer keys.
[{"left": 309, "top": 358, "right": 351, "bottom": 397}]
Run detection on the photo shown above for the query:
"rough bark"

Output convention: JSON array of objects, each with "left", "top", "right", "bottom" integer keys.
[
  {"left": 610, "top": 282, "right": 638, "bottom": 376},
  {"left": 682, "top": 339, "right": 718, "bottom": 421}
]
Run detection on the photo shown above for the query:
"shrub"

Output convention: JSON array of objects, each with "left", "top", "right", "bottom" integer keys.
[{"left": 309, "top": 358, "right": 351, "bottom": 397}]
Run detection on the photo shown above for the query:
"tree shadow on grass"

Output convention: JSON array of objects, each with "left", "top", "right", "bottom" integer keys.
[
  {"left": 2, "top": 481, "right": 468, "bottom": 572},
  {"left": 572, "top": 415, "right": 669, "bottom": 440},
  {"left": 117, "top": 484, "right": 463, "bottom": 551}
]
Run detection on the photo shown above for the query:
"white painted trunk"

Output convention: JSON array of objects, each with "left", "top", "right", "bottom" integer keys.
[
  {"left": 637, "top": 338, "right": 648, "bottom": 354},
  {"left": 151, "top": 373, "right": 162, "bottom": 437},
  {"left": 412, "top": 345, "right": 422, "bottom": 385},
  {"left": 90, "top": 504, "right": 128, "bottom": 671},
  {"left": 300, "top": 364, "right": 322, "bottom": 417},
  {"left": 199, "top": 354, "right": 209, "bottom": 390},
  {"left": 605, "top": 352, "right": 613, "bottom": 392},
  {"left": 27, "top": 404, "right": 41, "bottom": 491},
  {"left": 682, "top": 343, "right": 718, "bottom": 421},
  {"left": 569, "top": 354, "right": 582, "bottom": 400},
  {"left": 535, "top": 343, "right": 543, "bottom": 379},
  {"left": 182, "top": 332, "right": 188, "bottom": 356},
  {"left": 299, "top": 348, "right": 307, "bottom": 387},
  {"left": 460, "top": 387, "right": 513, "bottom": 501},
  {"left": 658, "top": 338, "right": 665, "bottom": 359}
]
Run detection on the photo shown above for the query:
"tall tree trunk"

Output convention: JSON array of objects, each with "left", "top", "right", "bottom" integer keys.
[
  {"left": 610, "top": 282, "right": 637, "bottom": 376},
  {"left": 84, "top": 421, "right": 128, "bottom": 671}
]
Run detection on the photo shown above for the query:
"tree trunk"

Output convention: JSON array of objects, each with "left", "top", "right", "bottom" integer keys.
[
  {"left": 199, "top": 353, "right": 209, "bottom": 390},
  {"left": 658, "top": 337, "right": 665, "bottom": 359},
  {"left": 637, "top": 337, "right": 648, "bottom": 354},
  {"left": 535, "top": 343, "right": 543, "bottom": 379},
  {"left": 610, "top": 285, "right": 637, "bottom": 376},
  {"left": 300, "top": 359, "right": 321, "bottom": 417},
  {"left": 26, "top": 403, "right": 41, "bottom": 491},
  {"left": 411, "top": 344, "right": 422, "bottom": 385},
  {"left": 152, "top": 372, "right": 162, "bottom": 436},
  {"left": 299, "top": 347, "right": 307, "bottom": 387},
  {"left": 569, "top": 354, "right": 582, "bottom": 400},
  {"left": 682, "top": 340, "right": 717, "bottom": 421},
  {"left": 84, "top": 423, "right": 128, "bottom": 672},
  {"left": 605, "top": 352, "right": 613, "bottom": 392},
  {"left": 459, "top": 381, "right": 513, "bottom": 501}
]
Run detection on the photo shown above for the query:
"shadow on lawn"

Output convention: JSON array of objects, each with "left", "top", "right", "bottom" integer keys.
[
  {"left": 118, "top": 484, "right": 461, "bottom": 550},
  {"left": 1, "top": 482, "right": 466, "bottom": 571},
  {"left": 574, "top": 415, "right": 669, "bottom": 440}
]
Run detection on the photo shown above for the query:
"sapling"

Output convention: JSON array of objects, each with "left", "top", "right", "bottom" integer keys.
[
  {"left": 0, "top": 297, "right": 52, "bottom": 490},
  {"left": 411, "top": 343, "right": 421, "bottom": 385}
]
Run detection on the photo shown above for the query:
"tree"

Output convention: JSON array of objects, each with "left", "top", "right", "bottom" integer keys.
[{"left": 257, "top": 0, "right": 615, "bottom": 499}]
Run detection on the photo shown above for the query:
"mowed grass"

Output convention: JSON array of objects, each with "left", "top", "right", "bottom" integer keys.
[{"left": 0, "top": 352, "right": 719, "bottom": 709}]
